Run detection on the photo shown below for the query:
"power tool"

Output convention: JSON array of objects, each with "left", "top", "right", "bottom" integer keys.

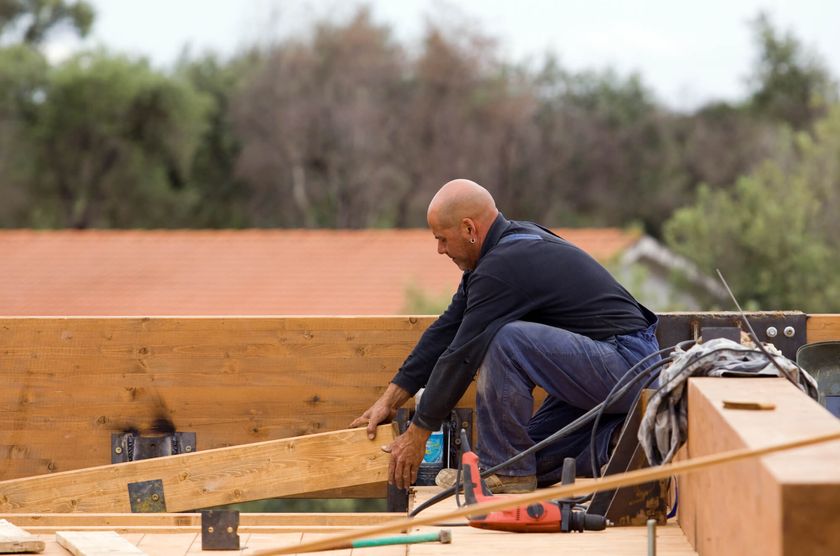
[{"left": 458, "top": 429, "right": 608, "bottom": 533}]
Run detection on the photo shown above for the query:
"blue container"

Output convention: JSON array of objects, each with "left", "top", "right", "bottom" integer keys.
[{"left": 416, "top": 429, "right": 445, "bottom": 485}]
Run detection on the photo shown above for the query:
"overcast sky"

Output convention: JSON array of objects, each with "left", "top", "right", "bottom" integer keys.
[{"left": 46, "top": 0, "right": 840, "bottom": 110}]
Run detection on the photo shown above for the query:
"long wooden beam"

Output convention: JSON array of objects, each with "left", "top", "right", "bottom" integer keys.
[
  {"left": 0, "top": 425, "right": 395, "bottom": 513},
  {"left": 678, "top": 378, "right": 840, "bottom": 556},
  {"left": 806, "top": 313, "right": 840, "bottom": 342},
  {"left": 0, "top": 513, "right": 398, "bottom": 527}
]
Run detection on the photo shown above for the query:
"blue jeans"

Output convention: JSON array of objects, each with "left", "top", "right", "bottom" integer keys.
[{"left": 475, "top": 320, "right": 660, "bottom": 484}]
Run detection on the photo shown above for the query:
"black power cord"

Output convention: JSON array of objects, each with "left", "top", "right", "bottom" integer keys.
[
  {"left": 415, "top": 340, "right": 790, "bottom": 519},
  {"left": 409, "top": 341, "right": 684, "bottom": 517}
]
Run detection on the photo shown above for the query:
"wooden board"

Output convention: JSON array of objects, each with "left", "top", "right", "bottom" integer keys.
[
  {"left": 0, "top": 317, "right": 442, "bottom": 492},
  {"left": 0, "top": 426, "right": 395, "bottom": 513},
  {"left": 56, "top": 531, "right": 145, "bottom": 555},
  {"left": 0, "top": 519, "right": 45, "bottom": 553},
  {"left": 678, "top": 377, "right": 840, "bottom": 556},
  {"left": 2, "top": 512, "right": 403, "bottom": 534},
  {"left": 0, "top": 513, "right": 399, "bottom": 528},
  {"left": 806, "top": 314, "right": 840, "bottom": 342}
]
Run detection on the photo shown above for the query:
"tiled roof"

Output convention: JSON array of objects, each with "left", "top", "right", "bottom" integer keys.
[{"left": 0, "top": 228, "right": 640, "bottom": 316}]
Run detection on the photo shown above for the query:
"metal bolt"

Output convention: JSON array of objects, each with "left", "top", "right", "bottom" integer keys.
[
  {"left": 766, "top": 326, "right": 778, "bottom": 338},
  {"left": 783, "top": 326, "right": 795, "bottom": 338},
  {"left": 226, "top": 526, "right": 234, "bottom": 534},
  {"left": 114, "top": 447, "right": 122, "bottom": 454},
  {"left": 151, "top": 494, "right": 160, "bottom": 502},
  {"left": 185, "top": 445, "right": 193, "bottom": 453},
  {"left": 207, "top": 526, "right": 214, "bottom": 534}
]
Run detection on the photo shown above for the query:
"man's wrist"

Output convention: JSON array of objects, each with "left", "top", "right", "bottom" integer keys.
[{"left": 406, "top": 422, "right": 432, "bottom": 440}]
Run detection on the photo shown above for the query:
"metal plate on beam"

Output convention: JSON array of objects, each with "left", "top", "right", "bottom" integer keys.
[
  {"left": 201, "top": 510, "right": 240, "bottom": 550},
  {"left": 128, "top": 479, "right": 167, "bottom": 513},
  {"left": 112, "top": 432, "right": 196, "bottom": 464},
  {"left": 657, "top": 312, "right": 806, "bottom": 360}
]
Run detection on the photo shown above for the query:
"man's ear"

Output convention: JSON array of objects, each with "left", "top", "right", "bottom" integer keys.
[{"left": 461, "top": 218, "right": 475, "bottom": 240}]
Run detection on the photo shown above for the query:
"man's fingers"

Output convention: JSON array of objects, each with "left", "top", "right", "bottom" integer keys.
[
  {"left": 366, "top": 420, "right": 378, "bottom": 440},
  {"left": 387, "top": 451, "right": 396, "bottom": 485}
]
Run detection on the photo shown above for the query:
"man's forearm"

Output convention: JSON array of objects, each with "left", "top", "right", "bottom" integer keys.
[{"left": 379, "top": 382, "right": 413, "bottom": 410}]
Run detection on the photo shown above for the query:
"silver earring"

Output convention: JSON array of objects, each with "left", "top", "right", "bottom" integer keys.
[{"left": 470, "top": 238, "right": 476, "bottom": 244}]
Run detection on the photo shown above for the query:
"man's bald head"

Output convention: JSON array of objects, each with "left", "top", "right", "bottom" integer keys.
[
  {"left": 427, "top": 179, "right": 497, "bottom": 228},
  {"left": 427, "top": 179, "right": 500, "bottom": 271}
]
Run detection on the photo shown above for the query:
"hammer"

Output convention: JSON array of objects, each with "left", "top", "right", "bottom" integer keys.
[{"left": 333, "top": 529, "right": 451, "bottom": 551}]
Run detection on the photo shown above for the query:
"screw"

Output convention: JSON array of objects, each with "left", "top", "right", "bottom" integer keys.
[
  {"left": 151, "top": 494, "right": 159, "bottom": 502},
  {"left": 226, "top": 526, "right": 234, "bottom": 534},
  {"left": 207, "top": 526, "right": 214, "bottom": 533},
  {"left": 783, "top": 326, "right": 795, "bottom": 338},
  {"left": 114, "top": 447, "right": 122, "bottom": 454},
  {"left": 766, "top": 326, "right": 778, "bottom": 338},
  {"left": 185, "top": 445, "right": 193, "bottom": 453}
]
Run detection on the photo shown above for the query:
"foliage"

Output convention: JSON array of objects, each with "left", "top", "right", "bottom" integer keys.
[
  {"left": 747, "top": 12, "right": 837, "bottom": 130},
  {"left": 0, "top": 0, "right": 94, "bottom": 45},
  {"left": 24, "top": 51, "right": 211, "bottom": 228},
  {"left": 403, "top": 283, "right": 452, "bottom": 315},
  {"left": 176, "top": 52, "right": 257, "bottom": 227},
  {"left": 664, "top": 106, "right": 840, "bottom": 311}
]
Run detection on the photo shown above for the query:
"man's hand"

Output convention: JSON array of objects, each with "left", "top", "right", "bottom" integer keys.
[
  {"left": 383, "top": 424, "right": 431, "bottom": 490},
  {"left": 349, "top": 401, "right": 396, "bottom": 440},
  {"left": 349, "top": 383, "right": 412, "bottom": 440}
]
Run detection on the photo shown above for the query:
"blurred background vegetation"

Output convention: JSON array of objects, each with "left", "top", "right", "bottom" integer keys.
[{"left": 1, "top": 1, "right": 839, "bottom": 311}]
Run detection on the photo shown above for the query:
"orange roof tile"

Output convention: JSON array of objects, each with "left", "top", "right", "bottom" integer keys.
[{"left": 0, "top": 228, "right": 640, "bottom": 316}]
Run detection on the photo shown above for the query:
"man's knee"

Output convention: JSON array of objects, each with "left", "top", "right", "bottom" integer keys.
[
  {"left": 478, "top": 322, "right": 531, "bottom": 396},
  {"left": 489, "top": 321, "right": 531, "bottom": 355}
]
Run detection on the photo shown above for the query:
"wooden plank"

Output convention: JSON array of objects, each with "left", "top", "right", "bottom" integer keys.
[
  {"left": 0, "top": 425, "right": 395, "bottom": 513},
  {"left": 0, "top": 519, "right": 45, "bottom": 553},
  {"left": 55, "top": 531, "right": 146, "bottom": 555},
  {"left": 806, "top": 314, "right": 840, "bottom": 342},
  {"left": 678, "top": 377, "right": 840, "bottom": 556},
  {"left": 0, "top": 317, "right": 439, "bottom": 483},
  {"left": 0, "top": 513, "right": 399, "bottom": 528}
]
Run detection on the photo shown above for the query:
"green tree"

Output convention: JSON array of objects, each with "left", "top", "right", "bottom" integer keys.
[
  {"left": 25, "top": 51, "right": 211, "bottom": 228},
  {"left": 664, "top": 106, "right": 840, "bottom": 311},
  {"left": 177, "top": 52, "right": 258, "bottom": 227},
  {"left": 0, "top": 0, "right": 94, "bottom": 45},
  {"left": 748, "top": 12, "right": 837, "bottom": 130},
  {"left": 0, "top": 44, "right": 47, "bottom": 225}
]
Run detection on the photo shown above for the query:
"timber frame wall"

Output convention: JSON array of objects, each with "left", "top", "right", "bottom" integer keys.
[{"left": 0, "top": 313, "right": 838, "bottom": 495}]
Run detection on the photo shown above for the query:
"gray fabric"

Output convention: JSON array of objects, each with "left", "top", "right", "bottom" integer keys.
[{"left": 638, "top": 338, "right": 819, "bottom": 465}]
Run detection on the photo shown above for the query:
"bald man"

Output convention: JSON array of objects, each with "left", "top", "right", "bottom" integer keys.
[{"left": 351, "top": 179, "right": 660, "bottom": 492}]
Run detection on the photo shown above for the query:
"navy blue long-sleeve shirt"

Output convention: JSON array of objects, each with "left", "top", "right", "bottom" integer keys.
[{"left": 392, "top": 214, "right": 656, "bottom": 431}]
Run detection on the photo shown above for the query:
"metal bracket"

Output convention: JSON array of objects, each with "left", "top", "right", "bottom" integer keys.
[
  {"left": 201, "top": 510, "right": 240, "bottom": 550},
  {"left": 447, "top": 407, "right": 473, "bottom": 469},
  {"left": 128, "top": 479, "right": 167, "bottom": 513},
  {"left": 112, "top": 431, "right": 196, "bottom": 463},
  {"left": 587, "top": 390, "right": 668, "bottom": 526},
  {"left": 657, "top": 312, "right": 807, "bottom": 360},
  {"left": 386, "top": 408, "right": 411, "bottom": 513}
]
